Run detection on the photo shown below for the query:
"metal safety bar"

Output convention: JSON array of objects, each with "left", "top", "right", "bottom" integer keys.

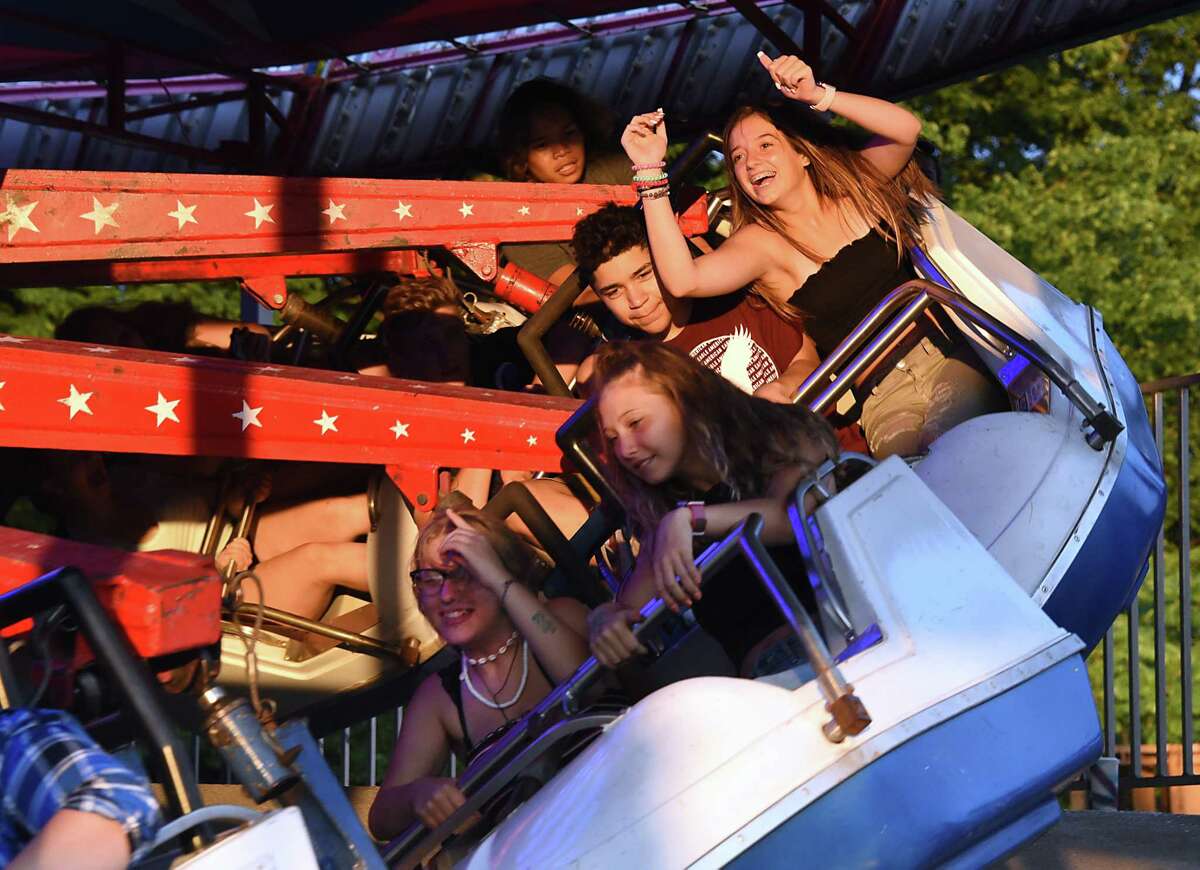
[
  {"left": 792, "top": 279, "right": 1124, "bottom": 448},
  {"left": 230, "top": 602, "right": 411, "bottom": 661},
  {"left": 788, "top": 455, "right": 878, "bottom": 643},
  {"left": 384, "top": 513, "right": 866, "bottom": 867},
  {"left": 482, "top": 480, "right": 603, "bottom": 602}
]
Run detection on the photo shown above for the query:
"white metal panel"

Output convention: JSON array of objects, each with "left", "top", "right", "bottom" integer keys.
[{"left": 463, "top": 457, "right": 1075, "bottom": 869}]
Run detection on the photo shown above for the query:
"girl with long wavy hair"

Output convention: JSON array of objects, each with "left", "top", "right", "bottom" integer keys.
[
  {"left": 620, "top": 53, "right": 1004, "bottom": 457},
  {"left": 586, "top": 341, "right": 837, "bottom": 680}
]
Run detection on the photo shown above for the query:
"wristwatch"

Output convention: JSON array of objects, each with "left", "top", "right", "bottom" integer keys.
[{"left": 678, "top": 501, "right": 707, "bottom": 536}]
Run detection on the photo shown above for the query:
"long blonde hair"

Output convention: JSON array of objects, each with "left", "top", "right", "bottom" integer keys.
[
  {"left": 590, "top": 342, "right": 837, "bottom": 542},
  {"left": 722, "top": 103, "right": 938, "bottom": 318}
]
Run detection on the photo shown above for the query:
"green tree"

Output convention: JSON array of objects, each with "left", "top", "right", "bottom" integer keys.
[{"left": 907, "top": 12, "right": 1200, "bottom": 383}]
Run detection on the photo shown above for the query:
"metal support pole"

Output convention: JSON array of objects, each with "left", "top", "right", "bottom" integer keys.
[{"left": 0, "top": 568, "right": 206, "bottom": 827}]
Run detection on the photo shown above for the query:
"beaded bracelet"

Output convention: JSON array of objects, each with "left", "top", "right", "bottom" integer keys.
[
  {"left": 634, "top": 178, "right": 669, "bottom": 190},
  {"left": 639, "top": 186, "right": 671, "bottom": 200},
  {"left": 633, "top": 171, "right": 668, "bottom": 183},
  {"left": 632, "top": 161, "right": 666, "bottom": 171}
]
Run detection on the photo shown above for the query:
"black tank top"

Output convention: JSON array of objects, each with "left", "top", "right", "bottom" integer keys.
[
  {"left": 789, "top": 228, "right": 916, "bottom": 359},
  {"left": 439, "top": 649, "right": 553, "bottom": 759}
]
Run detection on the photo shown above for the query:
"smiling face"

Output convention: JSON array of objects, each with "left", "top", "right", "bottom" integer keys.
[
  {"left": 727, "top": 112, "right": 810, "bottom": 207},
  {"left": 522, "top": 105, "right": 586, "bottom": 184},
  {"left": 414, "top": 534, "right": 503, "bottom": 648},
  {"left": 598, "top": 369, "right": 689, "bottom": 485},
  {"left": 592, "top": 245, "right": 687, "bottom": 337}
]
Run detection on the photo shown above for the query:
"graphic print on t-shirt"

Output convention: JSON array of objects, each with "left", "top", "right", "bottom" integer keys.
[{"left": 687, "top": 324, "right": 780, "bottom": 394}]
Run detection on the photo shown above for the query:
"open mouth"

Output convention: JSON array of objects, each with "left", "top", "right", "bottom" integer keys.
[
  {"left": 440, "top": 607, "right": 474, "bottom": 627},
  {"left": 557, "top": 161, "right": 580, "bottom": 177},
  {"left": 750, "top": 169, "right": 776, "bottom": 189}
]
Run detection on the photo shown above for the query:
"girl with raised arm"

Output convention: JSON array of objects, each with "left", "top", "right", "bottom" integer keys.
[
  {"left": 369, "top": 507, "right": 589, "bottom": 839},
  {"left": 621, "top": 53, "right": 1003, "bottom": 457}
]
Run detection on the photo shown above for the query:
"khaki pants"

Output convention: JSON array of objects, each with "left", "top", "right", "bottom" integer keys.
[{"left": 860, "top": 336, "right": 1007, "bottom": 458}]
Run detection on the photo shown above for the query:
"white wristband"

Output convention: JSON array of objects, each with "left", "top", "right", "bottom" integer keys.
[{"left": 810, "top": 83, "right": 837, "bottom": 113}]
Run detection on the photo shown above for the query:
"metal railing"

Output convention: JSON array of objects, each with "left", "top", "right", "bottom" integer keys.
[{"left": 1094, "top": 373, "right": 1198, "bottom": 806}]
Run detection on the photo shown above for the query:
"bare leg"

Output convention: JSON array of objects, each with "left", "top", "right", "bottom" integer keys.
[
  {"left": 503, "top": 478, "right": 590, "bottom": 544},
  {"left": 239, "top": 541, "right": 368, "bottom": 619},
  {"left": 253, "top": 493, "right": 370, "bottom": 561}
]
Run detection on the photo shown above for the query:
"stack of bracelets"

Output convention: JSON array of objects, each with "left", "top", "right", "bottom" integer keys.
[{"left": 633, "top": 161, "right": 670, "bottom": 201}]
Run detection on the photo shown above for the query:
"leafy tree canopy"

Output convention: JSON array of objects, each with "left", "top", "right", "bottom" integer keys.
[{"left": 908, "top": 11, "right": 1200, "bottom": 381}]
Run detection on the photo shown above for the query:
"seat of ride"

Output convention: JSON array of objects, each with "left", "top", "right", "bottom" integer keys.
[{"left": 218, "top": 473, "right": 443, "bottom": 715}]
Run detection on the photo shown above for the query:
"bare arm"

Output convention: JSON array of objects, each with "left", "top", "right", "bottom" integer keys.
[
  {"left": 759, "top": 52, "right": 920, "bottom": 180},
  {"left": 369, "top": 676, "right": 459, "bottom": 839},
  {"left": 622, "top": 112, "right": 771, "bottom": 299},
  {"left": 9, "top": 809, "right": 131, "bottom": 870}
]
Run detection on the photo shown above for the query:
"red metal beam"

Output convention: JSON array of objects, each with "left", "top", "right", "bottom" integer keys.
[
  {"left": 0, "top": 526, "right": 221, "bottom": 659},
  {"left": 0, "top": 337, "right": 579, "bottom": 508},
  {"left": 0, "top": 170, "right": 708, "bottom": 284}
]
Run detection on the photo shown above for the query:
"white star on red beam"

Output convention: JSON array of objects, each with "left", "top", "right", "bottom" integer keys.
[
  {"left": 322, "top": 199, "right": 347, "bottom": 224},
  {"left": 517, "top": 205, "right": 531, "bottom": 216},
  {"left": 527, "top": 435, "right": 538, "bottom": 447},
  {"left": 0, "top": 196, "right": 39, "bottom": 242},
  {"left": 58, "top": 384, "right": 94, "bottom": 420},
  {"left": 0, "top": 381, "right": 5, "bottom": 412},
  {"left": 232, "top": 399, "right": 263, "bottom": 431},
  {"left": 83, "top": 346, "right": 117, "bottom": 353},
  {"left": 393, "top": 201, "right": 413, "bottom": 221},
  {"left": 144, "top": 392, "right": 180, "bottom": 427},
  {"left": 461, "top": 428, "right": 475, "bottom": 444},
  {"left": 458, "top": 202, "right": 474, "bottom": 218},
  {"left": 168, "top": 200, "right": 198, "bottom": 229},
  {"left": 575, "top": 207, "right": 585, "bottom": 217},
  {"left": 0, "top": 335, "right": 29, "bottom": 344},
  {"left": 313, "top": 409, "right": 339, "bottom": 435},
  {"left": 80, "top": 197, "right": 120, "bottom": 234},
  {"left": 390, "top": 420, "right": 409, "bottom": 439},
  {"left": 244, "top": 198, "right": 275, "bottom": 228}
]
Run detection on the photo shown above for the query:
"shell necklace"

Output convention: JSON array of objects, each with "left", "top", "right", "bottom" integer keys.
[
  {"left": 464, "top": 630, "right": 520, "bottom": 666},
  {"left": 460, "top": 637, "right": 528, "bottom": 710}
]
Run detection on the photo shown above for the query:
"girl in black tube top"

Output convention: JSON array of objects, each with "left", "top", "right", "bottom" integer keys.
[
  {"left": 368, "top": 507, "right": 590, "bottom": 840},
  {"left": 620, "top": 52, "right": 1004, "bottom": 457}
]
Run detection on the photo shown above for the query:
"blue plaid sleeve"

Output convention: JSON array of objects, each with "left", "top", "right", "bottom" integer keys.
[{"left": 0, "top": 708, "right": 164, "bottom": 863}]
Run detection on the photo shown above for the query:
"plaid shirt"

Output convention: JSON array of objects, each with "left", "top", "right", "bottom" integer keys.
[{"left": 0, "top": 708, "right": 163, "bottom": 864}]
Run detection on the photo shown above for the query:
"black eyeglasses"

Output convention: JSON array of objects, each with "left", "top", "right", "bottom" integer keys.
[{"left": 410, "top": 564, "right": 472, "bottom": 597}]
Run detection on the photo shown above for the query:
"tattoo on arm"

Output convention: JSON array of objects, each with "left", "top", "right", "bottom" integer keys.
[{"left": 531, "top": 611, "right": 558, "bottom": 635}]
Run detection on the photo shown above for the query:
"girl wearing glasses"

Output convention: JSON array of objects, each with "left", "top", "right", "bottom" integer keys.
[{"left": 369, "top": 506, "right": 590, "bottom": 839}]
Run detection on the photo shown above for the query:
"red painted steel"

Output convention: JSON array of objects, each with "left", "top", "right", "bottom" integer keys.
[
  {"left": 0, "top": 526, "right": 221, "bottom": 658},
  {"left": 0, "top": 336, "right": 579, "bottom": 507},
  {"left": 0, "top": 170, "right": 708, "bottom": 269}
]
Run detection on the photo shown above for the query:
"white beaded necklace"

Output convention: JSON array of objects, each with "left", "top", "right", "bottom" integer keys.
[
  {"left": 463, "top": 630, "right": 520, "bottom": 666},
  {"left": 460, "top": 638, "right": 528, "bottom": 710}
]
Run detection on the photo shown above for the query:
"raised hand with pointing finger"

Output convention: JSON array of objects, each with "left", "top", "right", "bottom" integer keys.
[{"left": 757, "top": 51, "right": 831, "bottom": 108}]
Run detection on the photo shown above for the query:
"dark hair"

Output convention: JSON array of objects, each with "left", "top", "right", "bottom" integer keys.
[
  {"left": 381, "top": 274, "right": 462, "bottom": 317},
  {"left": 589, "top": 341, "right": 838, "bottom": 540},
  {"left": 381, "top": 311, "right": 470, "bottom": 383},
  {"left": 722, "top": 103, "right": 939, "bottom": 320},
  {"left": 572, "top": 203, "right": 649, "bottom": 289},
  {"left": 495, "top": 78, "right": 613, "bottom": 181}
]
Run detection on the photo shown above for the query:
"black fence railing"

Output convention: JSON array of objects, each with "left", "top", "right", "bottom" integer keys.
[{"left": 1092, "top": 373, "right": 1198, "bottom": 808}]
